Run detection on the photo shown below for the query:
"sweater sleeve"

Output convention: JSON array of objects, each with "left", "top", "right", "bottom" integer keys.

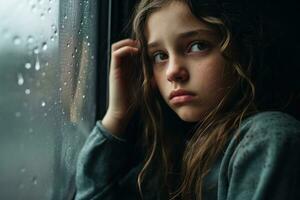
[
  {"left": 219, "top": 112, "right": 300, "bottom": 200},
  {"left": 75, "top": 121, "right": 138, "bottom": 200}
]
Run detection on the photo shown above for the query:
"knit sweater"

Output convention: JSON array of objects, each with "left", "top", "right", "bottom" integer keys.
[{"left": 75, "top": 111, "right": 300, "bottom": 200}]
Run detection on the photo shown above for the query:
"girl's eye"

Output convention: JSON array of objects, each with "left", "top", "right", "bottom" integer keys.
[
  {"left": 189, "top": 42, "right": 210, "bottom": 53},
  {"left": 153, "top": 52, "right": 168, "bottom": 63}
]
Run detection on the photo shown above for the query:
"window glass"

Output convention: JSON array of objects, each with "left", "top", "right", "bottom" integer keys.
[{"left": 0, "top": 0, "right": 97, "bottom": 199}]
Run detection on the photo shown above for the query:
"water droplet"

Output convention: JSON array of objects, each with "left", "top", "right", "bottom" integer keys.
[
  {"left": 17, "top": 73, "right": 24, "bottom": 85},
  {"left": 64, "top": 15, "right": 68, "bottom": 20},
  {"left": 42, "top": 72, "right": 46, "bottom": 76},
  {"left": 85, "top": 35, "right": 89, "bottom": 39},
  {"left": 75, "top": 48, "right": 78, "bottom": 53},
  {"left": 47, "top": 8, "right": 51, "bottom": 13},
  {"left": 20, "top": 168, "right": 26, "bottom": 173},
  {"left": 13, "top": 36, "right": 21, "bottom": 45},
  {"left": 41, "top": 101, "right": 46, "bottom": 107},
  {"left": 91, "top": 55, "right": 94, "bottom": 60},
  {"left": 40, "top": 13, "right": 45, "bottom": 19},
  {"left": 31, "top": 5, "right": 37, "bottom": 12},
  {"left": 29, "top": 128, "right": 33, "bottom": 133},
  {"left": 59, "top": 87, "right": 62, "bottom": 91},
  {"left": 42, "top": 42, "right": 47, "bottom": 51},
  {"left": 54, "top": 30, "right": 58, "bottom": 36},
  {"left": 67, "top": 43, "right": 70, "bottom": 47},
  {"left": 61, "top": 24, "right": 65, "bottom": 29},
  {"left": 82, "top": 95, "right": 85, "bottom": 99},
  {"left": 50, "top": 36, "right": 55, "bottom": 41},
  {"left": 45, "top": 62, "right": 49, "bottom": 66},
  {"left": 27, "top": 35, "right": 34, "bottom": 43},
  {"left": 35, "top": 56, "right": 40, "bottom": 71},
  {"left": 87, "top": 42, "right": 90, "bottom": 46},
  {"left": 72, "top": 53, "right": 75, "bottom": 58},
  {"left": 33, "top": 47, "right": 39, "bottom": 54},
  {"left": 32, "top": 176, "right": 38, "bottom": 185},
  {"left": 63, "top": 82, "right": 67, "bottom": 86},
  {"left": 25, "top": 63, "right": 31, "bottom": 69},
  {"left": 15, "top": 112, "right": 21, "bottom": 117},
  {"left": 44, "top": 113, "right": 48, "bottom": 117},
  {"left": 25, "top": 89, "right": 31, "bottom": 95},
  {"left": 51, "top": 24, "right": 56, "bottom": 30}
]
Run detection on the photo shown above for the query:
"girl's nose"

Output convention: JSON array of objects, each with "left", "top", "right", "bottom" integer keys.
[{"left": 166, "top": 56, "right": 189, "bottom": 83}]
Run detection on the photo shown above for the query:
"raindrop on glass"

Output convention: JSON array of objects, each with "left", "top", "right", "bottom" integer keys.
[
  {"left": 41, "top": 101, "right": 46, "bottom": 107},
  {"left": 47, "top": 8, "right": 51, "bottom": 13},
  {"left": 33, "top": 47, "right": 39, "bottom": 54},
  {"left": 59, "top": 87, "right": 62, "bottom": 91},
  {"left": 85, "top": 35, "right": 89, "bottom": 39},
  {"left": 13, "top": 36, "right": 21, "bottom": 45},
  {"left": 42, "top": 72, "right": 46, "bottom": 76},
  {"left": 67, "top": 43, "right": 70, "bottom": 47},
  {"left": 50, "top": 36, "right": 55, "bottom": 41},
  {"left": 63, "top": 82, "right": 67, "bottom": 86},
  {"left": 15, "top": 112, "right": 21, "bottom": 117},
  {"left": 17, "top": 73, "right": 24, "bottom": 85},
  {"left": 35, "top": 56, "right": 41, "bottom": 71},
  {"left": 82, "top": 95, "right": 85, "bottom": 99},
  {"left": 64, "top": 15, "right": 68, "bottom": 20},
  {"left": 42, "top": 42, "right": 47, "bottom": 51},
  {"left": 40, "top": 13, "right": 45, "bottom": 19},
  {"left": 87, "top": 42, "right": 90, "bottom": 46},
  {"left": 25, "top": 89, "right": 31, "bottom": 95},
  {"left": 32, "top": 177, "right": 38, "bottom": 185},
  {"left": 51, "top": 24, "right": 56, "bottom": 30},
  {"left": 20, "top": 168, "right": 26, "bottom": 173},
  {"left": 27, "top": 35, "right": 34, "bottom": 43},
  {"left": 31, "top": 5, "right": 37, "bottom": 12},
  {"left": 25, "top": 63, "right": 31, "bottom": 69}
]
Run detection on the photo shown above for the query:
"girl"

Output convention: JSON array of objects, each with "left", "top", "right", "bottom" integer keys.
[{"left": 75, "top": 0, "right": 300, "bottom": 199}]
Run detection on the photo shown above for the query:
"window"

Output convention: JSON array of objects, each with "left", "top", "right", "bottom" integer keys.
[{"left": 0, "top": 0, "right": 97, "bottom": 199}]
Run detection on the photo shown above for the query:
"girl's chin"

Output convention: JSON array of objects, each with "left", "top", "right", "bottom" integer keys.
[{"left": 175, "top": 109, "right": 205, "bottom": 123}]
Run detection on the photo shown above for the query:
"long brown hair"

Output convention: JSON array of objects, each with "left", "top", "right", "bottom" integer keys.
[{"left": 131, "top": 0, "right": 257, "bottom": 199}]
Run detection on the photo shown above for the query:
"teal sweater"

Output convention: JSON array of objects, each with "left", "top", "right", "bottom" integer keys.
[{"left": 75, "top": 112, "right": 300, "bottom": 200}]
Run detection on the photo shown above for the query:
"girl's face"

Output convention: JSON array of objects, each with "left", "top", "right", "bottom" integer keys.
[{"left": 145, "top": 1, "right": 234, "bottom": 122}]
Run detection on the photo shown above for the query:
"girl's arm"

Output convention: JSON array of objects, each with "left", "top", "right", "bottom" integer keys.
[
  {"left": 75, "top": 121, "right": 140, "bottom": 200},
  {"left": 75, "top": 39, "right": 141, "bottom": 199},
  {"left": 219, "top": 112, "right": 300, "bottom": 200}
]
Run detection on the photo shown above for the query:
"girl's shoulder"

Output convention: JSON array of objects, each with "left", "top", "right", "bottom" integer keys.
[
  {"left": 240, "top": 111, "right": 300, "bottom": 140},
  {"left": 226, "top": 111, "right": 300, "bottom": 163}
]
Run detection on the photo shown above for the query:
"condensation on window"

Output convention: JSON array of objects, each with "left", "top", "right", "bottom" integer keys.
[{"left": 0, "top": 0, "right": 97, "bottom": 199}]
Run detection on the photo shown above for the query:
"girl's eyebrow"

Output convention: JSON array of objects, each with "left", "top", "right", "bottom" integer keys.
[{"left": 147, "top": 28, "right": 217, "bottom": 50}]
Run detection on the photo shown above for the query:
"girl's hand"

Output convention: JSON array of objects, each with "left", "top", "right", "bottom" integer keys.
[{"left": 102, "top": 39, "right": 140, "bottom": 137}]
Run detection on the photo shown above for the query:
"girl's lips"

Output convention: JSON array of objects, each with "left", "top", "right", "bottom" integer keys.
[
  {"left": 169, "top": 89, "right": 196, "bottom": 105},
  {"left": 170, "top": 94, "right": 195, "bottom": 105}
]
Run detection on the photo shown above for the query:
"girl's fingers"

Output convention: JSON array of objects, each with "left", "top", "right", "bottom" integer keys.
[
  {"left": 112, "top": 46, "right": 139, "bottom": 58},
  {"left": 111, "top": 39, "right": 138, "bottom": 52}
]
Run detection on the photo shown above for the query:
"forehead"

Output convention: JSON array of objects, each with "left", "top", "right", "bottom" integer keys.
[{"left": 145, "top": 1, "right": 213, "bottom": 43}]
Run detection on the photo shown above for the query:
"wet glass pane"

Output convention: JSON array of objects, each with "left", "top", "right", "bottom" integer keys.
[{"left": 0, "top": 0, "right": 97, "bottom": 199}]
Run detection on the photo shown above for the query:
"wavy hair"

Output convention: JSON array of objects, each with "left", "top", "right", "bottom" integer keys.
[{"left": 131, "top": 0, "right": 257, "bottom": 199}]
